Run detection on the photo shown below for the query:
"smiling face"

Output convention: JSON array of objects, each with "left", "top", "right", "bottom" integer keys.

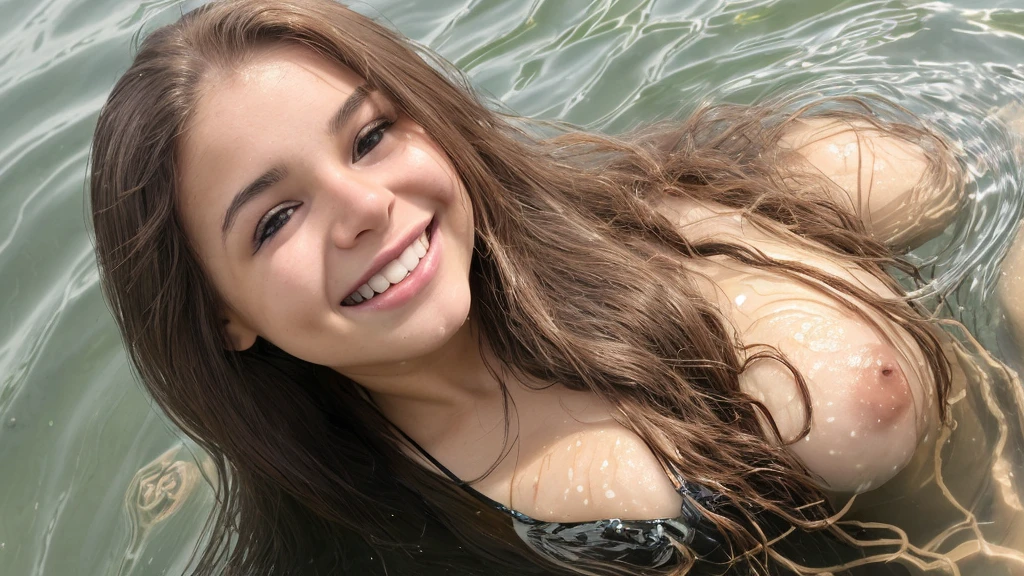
[{"left": 176, "top": 45, "right": 475, "bottom": 377}]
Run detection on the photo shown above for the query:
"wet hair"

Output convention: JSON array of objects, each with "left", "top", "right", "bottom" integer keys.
[{"left": 89, "top": 0, "right": 961, "bottom": 574}]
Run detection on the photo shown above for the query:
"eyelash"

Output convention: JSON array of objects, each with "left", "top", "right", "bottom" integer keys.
[
  {"left": 354, "top": 117, "right": 394, "bottom": 161},
  {"left": 252, "top": 117, "right": 395, "bottom": 251},
  {"left": 253, "top": 202, "right": 300, "bottom": 252}
]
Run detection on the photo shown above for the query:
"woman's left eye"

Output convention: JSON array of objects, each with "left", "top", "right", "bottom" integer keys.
[
  {"left": 353, "top": 118, "right": 393, "bottom": 161},
  {"left": 253, "top": 203, "right": 300, "bottom": 252}
]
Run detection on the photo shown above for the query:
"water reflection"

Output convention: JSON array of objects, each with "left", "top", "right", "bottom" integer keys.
[{"left": 119, "top": 444, "right": 209, "bottom": 576}]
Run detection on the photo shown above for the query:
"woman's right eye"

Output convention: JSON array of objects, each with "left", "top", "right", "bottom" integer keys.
[
  {"left": 353, "top": 118, "right": 393, "bottom": 162},
  {"left": 253, "top": 203, "right": 300, "bottom": 252}
]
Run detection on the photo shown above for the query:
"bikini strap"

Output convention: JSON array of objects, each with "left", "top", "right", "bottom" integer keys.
[
  {"left": 393, "top": 426, "right": 535, "bottom": 522},
  {"left": 393, "top": 427, "right": 467, "bottom": 486}
]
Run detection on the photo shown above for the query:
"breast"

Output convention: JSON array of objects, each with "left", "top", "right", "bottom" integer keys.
[
  {"left": 692, "top": 245, "right": 937, "bottom": 487},
  {"left": 509, "top": 425, "right": 684, "bottom": 523},
  {"left": 731, "top": 285, "right": 936, "bottom": 493},
  {"left": 658, "top": 196, "right": 939, "bottom": 493}
]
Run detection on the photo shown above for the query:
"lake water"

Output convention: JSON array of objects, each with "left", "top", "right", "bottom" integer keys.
[{"left": 1, "top": 0, "right": 1023, "bottom": 575}]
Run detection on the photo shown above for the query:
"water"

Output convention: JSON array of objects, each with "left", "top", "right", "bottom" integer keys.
[{"left": 1, "top": 0, "right": 1023, "bottom": 574}]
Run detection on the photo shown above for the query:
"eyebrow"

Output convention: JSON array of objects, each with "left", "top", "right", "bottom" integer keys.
[
  {"left": 328, "top": 84, "right": 371, "bottom": 137},
  {"left": 220, "top": 84, "right": 373, "bottom": 243},
  {"left": 221, "top": 166, "right": 288, "bottom": 242}
]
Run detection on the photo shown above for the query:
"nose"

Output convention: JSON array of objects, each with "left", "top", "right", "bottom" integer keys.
[{"left": 323, "top": 170, "right": 395, "bottom": 249}]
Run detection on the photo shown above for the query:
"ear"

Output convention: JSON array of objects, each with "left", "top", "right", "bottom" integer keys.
[{"left": 221, "top": 312, "right": 258, "bottom": 351}]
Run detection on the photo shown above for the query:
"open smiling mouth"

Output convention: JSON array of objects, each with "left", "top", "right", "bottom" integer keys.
[{"left": 340, "top": 222, "right": 434, "bottom": 306}]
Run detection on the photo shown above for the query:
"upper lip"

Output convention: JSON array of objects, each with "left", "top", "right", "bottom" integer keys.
[{"left": 341, "top": 219, "right": 431, "bottom": 301}]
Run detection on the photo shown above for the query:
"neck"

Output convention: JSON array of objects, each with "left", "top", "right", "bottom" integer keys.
[{"left": 344, "top": 317, "right": 508, "bottom": 445}]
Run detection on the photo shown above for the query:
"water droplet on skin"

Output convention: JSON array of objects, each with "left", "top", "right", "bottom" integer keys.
[
  {"left": 583, "top": 499, "right": 589, "bottom": 506},
  {"left": 600, "top": 460, "right": 608, "bottom": 470},
  {"left": 575, "top": 439, "right": 582, "bottom": 447},
  {"left": 567, "top": 468, "right": 573, "bottom": 481},
  {"left": 825, "top": 416, "right": 835, "bottom": 423},
  {"left": 576, "top": 485, "right": 584, "bottom": 493},
  {"left": 850, "top": 430, "right": 858, "bottom": 438},
  {"left": 734, "top": 294, "right": 747, "bottom": 307},
  {"left": 605, "top": 489, "right": 616, "bottom": 499}
]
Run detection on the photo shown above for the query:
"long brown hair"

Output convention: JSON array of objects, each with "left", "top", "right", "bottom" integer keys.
[{"left": 89, "top": 1, "right": 959, "bottom": 574}]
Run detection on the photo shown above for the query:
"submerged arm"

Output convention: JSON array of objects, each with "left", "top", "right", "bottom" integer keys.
[{"left": 779, "top": 117, "right": 965, "bottom": 251}]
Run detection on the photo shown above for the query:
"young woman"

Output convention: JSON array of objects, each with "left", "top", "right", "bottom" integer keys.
[{"left": 89, "top": 0, "right": 1021, "bottom": 574}]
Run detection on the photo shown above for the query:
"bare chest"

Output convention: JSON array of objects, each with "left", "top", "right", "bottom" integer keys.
[
  {"left": 656, "top": 196, "right": 938, "bottom": 492},
  {"left": 427, "top": 386, "right": 685, "bottom": 523}
]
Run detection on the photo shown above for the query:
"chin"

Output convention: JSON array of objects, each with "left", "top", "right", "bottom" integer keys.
[{"left": 401, "top": 285, "right": 475, "bottom": 355}]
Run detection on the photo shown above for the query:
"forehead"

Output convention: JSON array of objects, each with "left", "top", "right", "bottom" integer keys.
[
  {"left": 175, "top": 46, "right": 364, "bottom": 238},
  {"left": 184, "top": 44, "right": 364, "bottom": 153}
]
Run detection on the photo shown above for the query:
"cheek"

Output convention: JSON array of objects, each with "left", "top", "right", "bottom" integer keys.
[
  {"left": 404, "top": 135, "right": 468, "bottom": 203},
  {"left": 242, "top": 241, "right": 328, "bottom": 334}
]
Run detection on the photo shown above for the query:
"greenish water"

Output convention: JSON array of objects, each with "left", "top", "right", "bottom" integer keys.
[{"left": 1, "top": 0, "right": 1023, "bottom": 574}]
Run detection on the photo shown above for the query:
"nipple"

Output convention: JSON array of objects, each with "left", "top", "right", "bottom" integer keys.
[
  {"left": 781, "top": 314, "right": 914, "bottom": 432},
  {"left": 850, "top": 345, "right": 912, "bottom": 428}
]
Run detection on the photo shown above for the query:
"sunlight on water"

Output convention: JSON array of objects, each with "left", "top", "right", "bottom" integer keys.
[{"left": 0, "top": 0, "right": 1022, "bottom": 574}]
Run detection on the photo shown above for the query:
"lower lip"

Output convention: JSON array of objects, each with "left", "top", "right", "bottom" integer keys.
[{"left": 344, "top": 220, "right": 441, "bottom": 312}]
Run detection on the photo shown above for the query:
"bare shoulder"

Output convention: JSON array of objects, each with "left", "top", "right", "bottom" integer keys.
[
  {"left": 779, "top": 117, "right": 964, "bottom": 250},
  {"left": 998, "top": 223, "right": 1024, "bottom": 346},
  {"left": 509, "top": 426, "right": 683, "bottom": 523},
  {"left": 996, "top": 103, "right": 1024, "bottom": 349}
]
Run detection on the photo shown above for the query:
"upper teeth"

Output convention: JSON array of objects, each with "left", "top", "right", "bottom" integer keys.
[{"left": 343, "top": 231, "right": 429, "bottom": 305}]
